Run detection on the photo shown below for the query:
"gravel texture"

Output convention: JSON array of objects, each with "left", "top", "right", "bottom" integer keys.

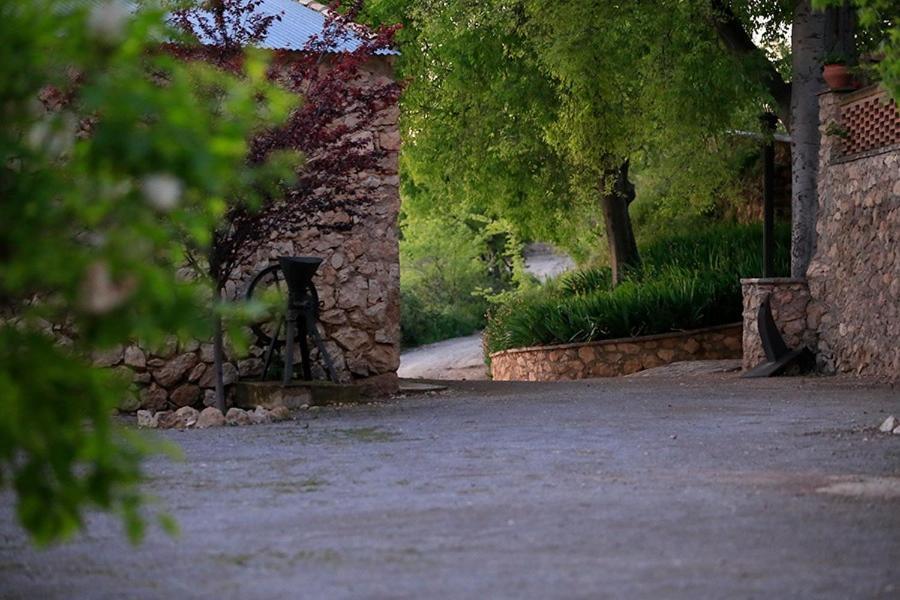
[{"left": 1, "top": 376, "right": 899, "bottom": 599}]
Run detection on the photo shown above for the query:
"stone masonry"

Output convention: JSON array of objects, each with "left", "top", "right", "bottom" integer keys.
[
  {"left": 740, "top": 278, "right": 816, "bottom": 371},
  {"left": 806, "top": 86, "right": 899, "bottom": 380},
  {"left": 490, "top": 324, "right": 742, "bottom": 382},
  {"left": 108, "top": 55, "right": 402, "bottom": 411}
]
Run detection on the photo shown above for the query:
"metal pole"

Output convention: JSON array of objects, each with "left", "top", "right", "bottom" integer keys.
[
  {"left": 282, "top": 308, "right": 295, "bottom": 386},
  {"left": 760, "top": 112, "right": 778, "bottom": 278}
]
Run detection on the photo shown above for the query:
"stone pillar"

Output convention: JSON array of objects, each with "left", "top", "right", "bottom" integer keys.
[{"left": 740, "top": 278, "right": 816, "bottom": 371}]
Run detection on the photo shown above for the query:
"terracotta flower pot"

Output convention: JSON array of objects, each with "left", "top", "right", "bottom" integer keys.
[{"left": 823, "top": 64, "right": 852, "bottom": 90}]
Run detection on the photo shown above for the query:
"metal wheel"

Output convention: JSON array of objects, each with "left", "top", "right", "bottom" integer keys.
[
  {"left": 244, "top": 264, "right": 287, "bottom": 349},
  {"left": 244, "top": 264, "right": 320, "bottom": 348}
]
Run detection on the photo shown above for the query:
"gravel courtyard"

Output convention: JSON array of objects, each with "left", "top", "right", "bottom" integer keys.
[{"left": 2, "top": 376, "right": 899, "bottom": 599}]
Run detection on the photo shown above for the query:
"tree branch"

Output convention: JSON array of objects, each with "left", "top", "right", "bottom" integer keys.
[{"left": 710, "top": 0, "right": 792, "bottom": 130}]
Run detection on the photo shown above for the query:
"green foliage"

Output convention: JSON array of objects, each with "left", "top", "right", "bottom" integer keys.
[
  {"left": 814, "top": 0, "right": 900, "bottom": 98},
  {"left": 0, "top": 1, "right": 290, "bottom": 544},
  {"left": 485, "top": 223, "right": 790, "bottom": 354},
  {"left": 362, "top": 0, "right": 775, "bottom": 261},
  {"left": 400, "top": 213, "right": 523, "bottom": 347}
]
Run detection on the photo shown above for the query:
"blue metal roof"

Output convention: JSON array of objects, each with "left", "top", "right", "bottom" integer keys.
[
  {"left": 184, "top": 0, "right": 381, "bottom": 53},
  {"left": 83, "top": 0, "right": 394, "bottom": 54}
]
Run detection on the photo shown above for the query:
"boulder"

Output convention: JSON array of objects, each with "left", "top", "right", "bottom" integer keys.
[
  {"left": 151, "top": 353, "right": 199, "bottom": 388},
  {"left": 123, "top": 345, "right": 146, "bottom": 369},
  {"left": 170, "top": 384, "right": 201, "bottom": 408},
  {"left": 139, "top": 384, "right": 168, "bottom": 412},
  {"left": 249, "top": 406, "right": 271, "bottom": 425},
  {"left": 136, "top": 410, "right": 158, "bottom": 428},
  {"left": 268, "top": 406, "right": 292, "bottom": 422},
  {"left": 879, "top": 415, "right": 897, "bottom": 433},
  {"left": 196, "top": 407, "right": 226, "bottom": 428},
  {"left": 225, "top": 407, "right": 252, "bottom": 426},
  {"left": 154, "top": 410, "right": 176, "bottom": 429}
]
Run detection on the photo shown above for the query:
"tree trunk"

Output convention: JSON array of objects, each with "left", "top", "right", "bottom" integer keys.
[
  {"left": 601, "top": 160, "right": 641, "bottom": 285},
  {"left": 790, "top": 0, "right": 826, "bottom": 278},
  {"left": 212, "top": 304, "right": 226, "bottom": 414}
]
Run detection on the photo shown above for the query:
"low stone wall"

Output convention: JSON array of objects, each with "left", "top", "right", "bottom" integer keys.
[
  {"left": 490, "top": 324, "right": 742, "bottom": 382},
  {"left": 740, "top": 278, "right": 816, "bottom": 371}
]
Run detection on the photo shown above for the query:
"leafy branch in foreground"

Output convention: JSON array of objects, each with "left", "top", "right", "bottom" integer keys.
[{"left": 0, "top": 0, "right": 289, "bottom": 544}]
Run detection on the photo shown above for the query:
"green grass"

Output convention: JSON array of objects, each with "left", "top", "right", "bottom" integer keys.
[{"left": 485, "top": 223, "right": 789, "bottom": 354}]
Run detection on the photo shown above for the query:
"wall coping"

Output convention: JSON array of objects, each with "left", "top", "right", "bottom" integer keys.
[
  {"left": 740, "top": 277, "right": 808, "bottom": 285},
  {"left": 489, "top": 322, "right": 742, "bottom": 359}
]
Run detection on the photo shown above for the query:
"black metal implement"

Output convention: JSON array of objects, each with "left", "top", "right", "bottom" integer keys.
[
  {"left": 244, "top": 256, "right": 338, "bottom": 384},
  {"left": 742, "top": 294, "right": 813, "bottom": 378}
]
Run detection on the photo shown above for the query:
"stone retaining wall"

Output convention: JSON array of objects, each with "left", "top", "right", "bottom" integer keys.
[
  {"left": 490, "top": 324, "right": 742, "bottom": 382},
  {"left": 740, "top": 278, "right": 816, "bottom": 370},
  {"left": 806, "top": 87, "right": 899, "bottom": 380}
]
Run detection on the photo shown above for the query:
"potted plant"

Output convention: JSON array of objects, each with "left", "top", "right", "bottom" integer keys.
[{"left": 822, "top": 52, "right": 853, "bottom": 90}]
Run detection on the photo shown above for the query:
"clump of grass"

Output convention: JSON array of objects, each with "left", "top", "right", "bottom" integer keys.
[{"left": 485, "top": 223, "right": 789, "bottom": 353}]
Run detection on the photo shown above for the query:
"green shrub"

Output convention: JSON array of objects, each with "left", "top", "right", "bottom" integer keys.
[
  {"left": 485, "top": 223, "right": 789, "bottom": 354},
  {"left": 400, "top": 214, "right": 522, "bottom": 347}
]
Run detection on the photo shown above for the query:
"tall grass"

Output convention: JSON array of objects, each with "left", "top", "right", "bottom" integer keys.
[{"left": 485, "top": 223, "right": 789, "bottom": 353}]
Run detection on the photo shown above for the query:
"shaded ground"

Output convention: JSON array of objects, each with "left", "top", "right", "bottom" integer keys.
[{"left": 2, "top": 376, "right": 900, "bottom": 599}]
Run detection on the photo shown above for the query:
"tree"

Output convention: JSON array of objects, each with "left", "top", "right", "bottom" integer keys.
[
  {"left": 364, "top": 0, "right": 762, "bottom": 283},
  {"left": 0, "top": 0, "right": 287, "bottom": 543},
  {"left": 815, "top": 0, "right": 899, "bottom": 99},
  {"left": 370, "top": 0, "right": 895, "bottom": 281}
]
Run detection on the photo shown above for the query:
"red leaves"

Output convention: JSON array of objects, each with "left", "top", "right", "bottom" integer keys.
[{"left": 173, "top": 1, "right": 401, "bottom": 285}]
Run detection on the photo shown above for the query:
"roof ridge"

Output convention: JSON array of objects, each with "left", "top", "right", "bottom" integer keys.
[{"left": 294, "top": 0, "right": 331, "bottom": 15}]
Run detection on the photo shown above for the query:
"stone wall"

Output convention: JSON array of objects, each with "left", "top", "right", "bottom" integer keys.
[
  {"left": 490, "top": 324, "right": 742, "bottom": 382},
  {"left": 113, "top": 55, "right": 401, "bottom": 411},
  {"left": 805, "top": 86, "right": 899, "bottom": 380},
  {"left": 740, "top": 278, "right": 816, "bottom": 370}
]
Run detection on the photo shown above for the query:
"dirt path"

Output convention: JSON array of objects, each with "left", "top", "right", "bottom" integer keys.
[
  {"left": 398, "top": 333, "right": 487, "bottom": 380},
  {"left": 398, "top": 243, "right": 573, "bottom": 380}
]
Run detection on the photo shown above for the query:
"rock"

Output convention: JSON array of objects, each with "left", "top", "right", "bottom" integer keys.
[
  {"left": 152, "top": 352, "right": 199, "bottom": 388},
  {"left": 225, "top": 407, "right": 252, "bottom": 426},
  {"left": 117, "top": 393, "right": 142, "bottom": 413},
  {"left": 893, "top": 425, "right": 900, "bottom": 435},
  {"left": 137, "top": 410, "right": 158, "bottom": 428},
  {"left": 268, "top": 406, "right": 292, "bottom": 422},
  {"left": 139, "top": 384, "right": 168, "bottom": 412},
  {"left": 199, "top": 361, "right": 239, "bottom": 388},
  {"left": 199, "top": 343, "right": 215, "bottom": 363},
  {"left": 879, "top": 415, "right": 897, "bottom": 433},
  {"left": 154, "top": 410, "right": 176, "bottom": 428},
  {"left": 170, "top": 384, "right": 201, "bottom": 408},
  {"left": 196, "top": 407, "right": 226, "bottom": 428},
  {"left": 203, "top": 389, "right": 218, "bottom": 407},
  {"left": 188, "top": 362, "right": 207, "bottom": 383},
  {"left": 249, "top": 406, "right": 271, "bottom": 425},
  {"left": 238, "top": 358, "right": 264, "bottom": 378},
  {"left": 174, "top": 406, "right": 200, "bottom": 428},
  {"left": 123, "top": 345, "right": 146, "bottom": 368},
  {"left": 92, "top": 345, "right": 124, "bottom": 367}
]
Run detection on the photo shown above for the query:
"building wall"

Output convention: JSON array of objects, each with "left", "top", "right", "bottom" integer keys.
[
  {"left": 806, "top": 86, "right": 900, "bottom": 380},
  {"left": 115, "top": 55, "right": 402, "bottom": 411}
]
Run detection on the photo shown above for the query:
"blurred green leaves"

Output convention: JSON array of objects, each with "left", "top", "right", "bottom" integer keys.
[{"left": 0, "top": 0, "right": 292, "bottom": 544}]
